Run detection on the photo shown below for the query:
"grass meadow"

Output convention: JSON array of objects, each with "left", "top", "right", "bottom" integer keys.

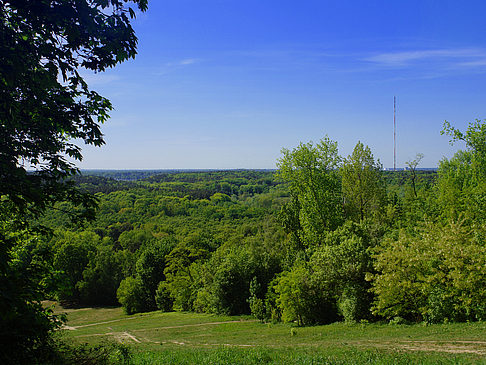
[{"left": 53, "top": 303, "right": 486, "bottom": 364}]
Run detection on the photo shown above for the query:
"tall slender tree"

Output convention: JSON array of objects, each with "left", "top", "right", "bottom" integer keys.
[
  {"left": 405, "top": 153, "right": 424, "bottom": 198},
  {"left": 277, "top": 136, "right": 343, "bottom": 246},
  {"left": 341, "top": 142, "right": 385, "bottom": 222}
]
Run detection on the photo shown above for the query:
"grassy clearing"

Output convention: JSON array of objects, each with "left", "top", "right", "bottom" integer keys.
[{"left": 54, "top": 304, "right": 486, "bottom": 364}]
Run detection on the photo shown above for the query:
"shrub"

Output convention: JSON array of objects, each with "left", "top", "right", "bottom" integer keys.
[
  {"left": 310, "top": 221, "right": 373, "bottom": 323},
  {"left": 248, "top": 277, "right": 266, "bottom": 322},
  {"left": 371, "top": 220, "right": 486, "bottom": 322},
  {"left": 275, "top": 265, "right": 337, "bottom": 326},
  {"left": 338, "top": 284, "right": 370, "bottom": 323},
  {"left": 117, "top": 277, "right": 148, "bottom": 315},
  {"left": 155, "top": 281, "right": 173, "bottom": 312}
]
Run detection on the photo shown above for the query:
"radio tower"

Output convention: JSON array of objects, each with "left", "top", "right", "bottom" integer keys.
[{"left": 394, "top": 96, "right": 396, "bottom": 171}]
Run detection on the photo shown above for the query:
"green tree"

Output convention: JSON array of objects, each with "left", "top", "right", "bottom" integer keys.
[
  {"left": 51, "top": 230, "right": 101, "bottom": 303},
  {"left": 77, "top": 244, "right": 127, "bottom": 306},
  {"left": 117, "top": 276, "right": 148, "bottom": 315},
  {"left": 370, "top": 220, "right": 486, "bottom": 323},
  {"left": 341, "top": 142, "right": 385, "bottom": 222},
  {"left": 0, "top": 221, "right": 61, "bottom": 364},
  {"left": 199, "top": 238, "right": 281, "bottom": 315},
  {"left": 400, "top": 153, "right": 437, "bottom": 227},
  {"left": 155, "top": 281, "right": 173, "bottom": 312},
  {"left": 134, "top": 240, "right": 174, "bottom": 311},
  {"left": 438, "top": 120, "right": 486, "bottom": 224},
  {"left": 0, "top": 1, "right": 147, "bottom": 361},
  {"left": 442, "top": 119, "right": 486, "bottom": 166},
  {"left": 277, "top": 137, "right": 343, "bottom": 246},
  {"left": 248, "top": 276, "right": 266, "bottom": 322},
  {"left": 274, "top": 264, "right": 337, "bottom": 326},
  {"left": 310, "top": 221, "right": 373, "bottom": 322},
  {"left": 1, "top": 0, "right": 147, "bottom": 219},
  {"left": 162, "top": 243, "right": 209, "bottom": 311},
  {"left": 405, "top": 153, "right": 424, "bottom": 198},
  {"left": 277, "top": 195, "right": 304, "bottom": 250},
  {"left": 118, "top": 228, "right": 154, "bottom": 252}
]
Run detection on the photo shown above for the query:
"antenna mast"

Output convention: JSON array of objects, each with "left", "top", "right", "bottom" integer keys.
[{"left": 394, "top": 96, "right": 396, "bottom": 171}]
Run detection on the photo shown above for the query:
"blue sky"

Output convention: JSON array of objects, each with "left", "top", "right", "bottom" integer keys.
[{"left": 79, "top": 0, "right": 486, "bottom": 169}]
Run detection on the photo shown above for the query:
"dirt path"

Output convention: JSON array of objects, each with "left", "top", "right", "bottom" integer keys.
[
  {"left": 114, "top": 332, "right": 141, "bottom": 344},
  {"left": 72, "top": 318, "right": 257, "bottom": 346},
  {"left": 68, "top": 319, "right": 254, "bottom": 332},
  {"left": 61, "top": 316, "right": 140, "bottom": 330},
  {"left": 131, "top": 319, "right": 256, "bottom": 333},
  {"left": 72, "top": 319, "right": 256, "bottom": 344},
  {"left": 352, "top": 340, "right": 486, "bottom": 355},
  {"left": 74, "top": 331, "right": 141, "bottom": 344}
]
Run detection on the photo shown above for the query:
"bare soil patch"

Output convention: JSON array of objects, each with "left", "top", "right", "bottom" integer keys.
[{"left": 352, "top": 340, "right": 486, "bottom": 355}]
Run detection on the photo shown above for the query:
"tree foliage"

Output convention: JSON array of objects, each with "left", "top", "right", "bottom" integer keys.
[
  {"left": 277, "top": 137, "right": 343, "bottom": 246},
  {"left": 405, "top": 153, "right": 424, "bottom": 198},
  {"left": 0, "top": 1, "right": 147, "bottom": 361},
  {"left": 275, "top": 264, "right": 338, "bottom": 326},
  {"left": 1, "top": 0, "right": 147, "bottom": 219},
  {"left": 162, "top": 243, "right": 209, "bottom": 311},
  {"left": 0, "top": 222, "right": 62, "bottom": 364},
  {"left": 117, "top": 276, "right": 147, "bottom": 315},
  {"left": 310, "top": 222, "right": 373, "bottom": 322},
  {"left": 341, "top": 142, "right": 385, "bottom": 222},
  {"left": 438, "top": 120, "right": 486, "bottom": 224},
  {"left": 371, "top": 221, "right": 486, "bottom": 323}
]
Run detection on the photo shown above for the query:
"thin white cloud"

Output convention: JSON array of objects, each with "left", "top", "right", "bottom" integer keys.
[
  {"left": 179, "top": 58, "right": 198, "bottom": 65},
  {"left": 458, "top": 59, "right": 486, "bottom": 67},
  {"left": 154, "top": 58, "right": 200, "bottom": 76},
  {"left": 364, "top": 48, "right": 486, "bottom": 68},
  {"left": 165, "top": 58, "right": 200, "bottom": 67}
]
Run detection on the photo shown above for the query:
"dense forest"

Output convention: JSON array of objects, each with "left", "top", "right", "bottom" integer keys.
[{"left": 33, "top": 120, "right": 486, "bottom": 328}]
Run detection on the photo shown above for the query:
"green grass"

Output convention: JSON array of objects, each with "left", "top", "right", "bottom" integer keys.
[
  {"left": 128, "top": 347, "right": 480, "bottom": 365},
  {"left": 54, "top": 304, "right": 486, "bottom": 364}
]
